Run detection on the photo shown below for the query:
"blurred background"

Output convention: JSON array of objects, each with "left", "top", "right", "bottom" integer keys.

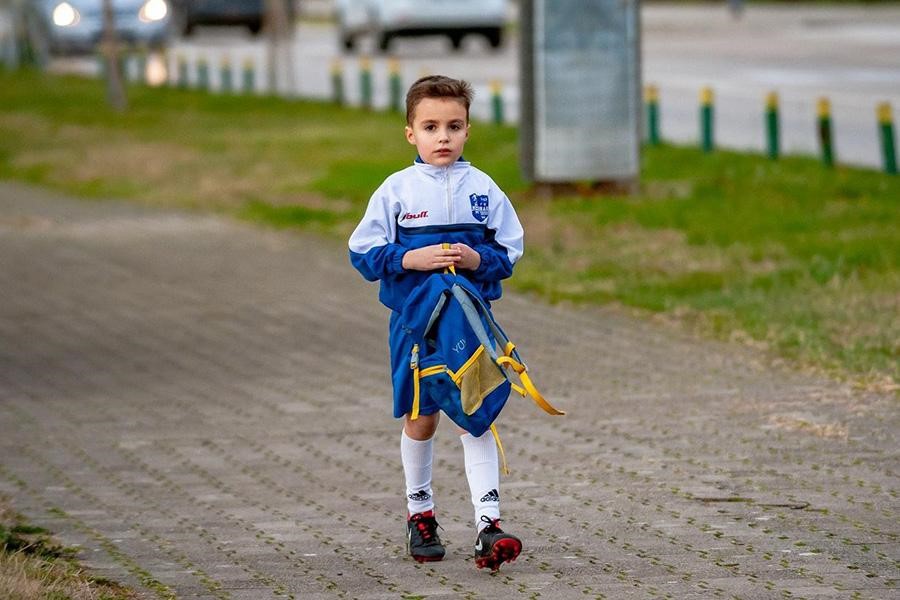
[{"left": 2, "top": 0, "right": 899, "bottom": 168}]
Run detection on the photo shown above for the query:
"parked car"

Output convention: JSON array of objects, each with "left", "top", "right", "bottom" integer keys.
[
  {"left": 335, "top": 0, "right": 506, "bottom": 52},
  {"left": 24, "top": 0, "right": 171, "bottom": 56},
  {"left": 168, "top": 0, "right": 294, "bottom": 37}
]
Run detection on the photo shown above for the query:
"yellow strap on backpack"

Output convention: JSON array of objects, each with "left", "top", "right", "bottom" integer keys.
[
  {"left": 496, "top": 354, "right": 565, "bottom": 416},
  {"left": 410, "top": 344, "right": 420, "bottom": 420},
  {"left": 441, "top": 242, "right": 456, "bottom": 275},
  {"left": 490, "top": 424, "right": 510, "bottom": 476}
]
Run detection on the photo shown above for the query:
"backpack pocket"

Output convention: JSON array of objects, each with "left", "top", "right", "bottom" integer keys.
[
  {"left": 452, "top": 344, "right": 507, "bottom": 416},
  {"left": 412, "top": 342, "right": 510, "bottom": 438}
]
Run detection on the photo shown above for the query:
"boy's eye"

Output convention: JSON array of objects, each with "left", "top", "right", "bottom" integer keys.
[{"left": 424, "top": 124, "right": 436, "bottom": 131}]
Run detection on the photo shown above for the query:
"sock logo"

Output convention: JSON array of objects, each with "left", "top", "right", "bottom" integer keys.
[
  {"left": 408, "top": 490, "right": 431, "bottom": 502},
  {"left": 479, "top": 489, "right": 499, "bottom": 503}
]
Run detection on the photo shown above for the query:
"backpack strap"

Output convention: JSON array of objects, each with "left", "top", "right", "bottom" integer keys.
[
  {"left": 410, "top": 343, "right": 421, "bottom": 420},
  {"left": 489, "top": 424, "right": 510, "bottom": 476},
  {"left": 441, "top": 242, "right": 457, "bottom": 275},
  {"left": 496, "top": 352, "right": 565, "bottom": 416},
  {"left": 452, "top": 284, "right": 566, "bottom": 417}
]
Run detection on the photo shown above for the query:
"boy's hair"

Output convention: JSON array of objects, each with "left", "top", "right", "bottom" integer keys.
[{"left": 405, "top": 75, "right": 474, "bottom": 125}]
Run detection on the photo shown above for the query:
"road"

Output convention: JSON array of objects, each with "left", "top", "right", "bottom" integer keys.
[{"left": 641, "top": 4, "right": 900, "bottom": 169}]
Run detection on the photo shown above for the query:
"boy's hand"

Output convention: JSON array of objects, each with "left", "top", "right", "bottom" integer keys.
[
  {"left": 401, "top": 243, "right": 481, "bottom": 272},
  {"left": 452, "top": 243, "right": 482, "bottom": 271},
  {"left": 402, "top": 244, "right": 461, "bottom": 271}
]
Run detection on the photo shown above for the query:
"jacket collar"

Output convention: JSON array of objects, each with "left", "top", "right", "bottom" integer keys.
[{"left": 414, "top": 156, "right": 470, "bottom": 180}]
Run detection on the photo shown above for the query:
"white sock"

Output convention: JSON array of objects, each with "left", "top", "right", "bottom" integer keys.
[
  {"left": 401, "top": 430, "right": 435, "bottom": 515},
  {"left": 460, "top": 432, "right": 500, "bottom": 531}
]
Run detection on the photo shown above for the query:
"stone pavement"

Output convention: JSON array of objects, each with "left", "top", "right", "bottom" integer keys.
[{"left": 0, "top": 181, "right": 897, "bottom": 600}]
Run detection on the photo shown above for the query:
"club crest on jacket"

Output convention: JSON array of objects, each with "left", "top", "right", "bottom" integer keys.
[{"left": 469, "top": 193, "right": 489, "bottom": 222}]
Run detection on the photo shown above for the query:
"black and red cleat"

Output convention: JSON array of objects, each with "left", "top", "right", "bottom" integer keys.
[
  {"left": 474, "top": 516, "right": 522, "bottom": 572},
  {"left": 406, "top": 511, "right": 445, "bottom": 563}
]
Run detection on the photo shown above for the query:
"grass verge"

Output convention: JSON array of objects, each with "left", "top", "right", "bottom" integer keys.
[
  {"left": 1, "top": 499, "right": 137, "bottom": 600},
  {"left": 1, "top": 69, "right": 897, "bottom": 389}
]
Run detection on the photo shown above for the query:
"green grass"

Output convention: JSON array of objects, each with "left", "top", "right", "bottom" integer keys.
[
  {"left": 1, "top": 500, "right": 138, "bottom": 599},
  {"left": 1, "top": 69, "right": 897, "bottom": 388}
]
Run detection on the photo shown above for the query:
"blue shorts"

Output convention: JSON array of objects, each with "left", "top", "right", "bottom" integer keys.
[{"left": 389, "top": 311, "right": 440, "bottom": 419}]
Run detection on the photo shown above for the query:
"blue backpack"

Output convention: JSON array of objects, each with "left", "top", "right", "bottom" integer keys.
[{"left": 398, "top": 271, "right": 564, "bottom": 471}]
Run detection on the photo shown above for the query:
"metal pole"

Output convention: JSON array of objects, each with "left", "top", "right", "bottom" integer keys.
[
  {"left": 646, "top": 84, "right": 660, "bottom": 145},
  {"left": 817, "top": 97, "right": 834, "bottom": 168},
  {"left": 765, "top": 91, "right": 779, "bottom": 160},
  {"left": 700, "top": 87, "right": 714, "bottom": 153},
  {"left": 101, "top": 0, "right": 127, "bottom": 111},
  {"left": 878, "top": 102, "right": 897, "bottom": 175}
]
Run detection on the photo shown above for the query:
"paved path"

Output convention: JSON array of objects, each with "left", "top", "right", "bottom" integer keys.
[{"left": 0, "top": 181, "right": 897, "bottom": 599}]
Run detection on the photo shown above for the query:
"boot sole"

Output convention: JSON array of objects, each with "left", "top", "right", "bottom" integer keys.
[
  {"left": 411, "top": 554, "right": 445, "bottom": 563},
  {"left": 475, "top": 537, "right": 522, "bottom": 572}
]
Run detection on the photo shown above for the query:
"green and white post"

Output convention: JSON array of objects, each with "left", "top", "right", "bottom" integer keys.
[
  {"left": 197, "top": 56, "right": 209, "bottom": 91},
  {"left": 176, "top": 53, "right": 188, "bottom": 89},
  {"left": 646, "top": 84, "right": 660, "bottom": 145},
  {"left": 878, "top": 102, "right": 897, "bottom": 175},
  {"left": 389, "top": 59, "right": 402, "bottom": 113},
  {"left": 129, "top": 48, "right": 147, "bottom": 84},
  {"left": 242, "top": 58, "right": 255, "bottom": 94},
  {"left": 765, "top": 91, "right": 780, "bottom": 160},
  {"left": 219, "top": 56, "right": 233, "bottom": 93},
  {"left": 331, "top": 58, "right": 344, "bottom": 105},
  {"left": 491, "top": 80, "right": 504, "bottom": 125},
  {"left": 817, "top": 97, "right": 834, "bottom": 168},
  {"left": 700, "top": 86, "right": 714, "bottom": 153},
  {"left": 359, "top": 56, "right": 372, "bottom": 109}
]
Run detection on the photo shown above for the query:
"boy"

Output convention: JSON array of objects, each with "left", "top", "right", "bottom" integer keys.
[{"left": 348, "top": 75, "right": 524, "bottom": 571}]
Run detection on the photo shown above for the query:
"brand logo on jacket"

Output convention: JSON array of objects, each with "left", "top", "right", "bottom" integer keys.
[
  {"left": 469, "top": 193, "right": 489, "bottom": 222},
  {"left": 400, "top": 210, "right": 429, "bottom": 222}
]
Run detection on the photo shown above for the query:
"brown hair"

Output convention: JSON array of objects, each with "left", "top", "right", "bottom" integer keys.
[{"left": 405, "top": 75, "right": 474, "bottom": 125}]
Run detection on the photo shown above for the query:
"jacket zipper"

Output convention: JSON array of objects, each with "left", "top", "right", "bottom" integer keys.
[{"left": 445, "top": 168, "right": 452, "bottom": 222}]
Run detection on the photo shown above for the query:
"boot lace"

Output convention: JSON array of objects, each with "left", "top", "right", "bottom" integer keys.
[
  {"left": 411, "top": 513, "right": 440, "bottom": 542},
  {"left": 479, "top": 515, "right": 503, "bottom": 533}
]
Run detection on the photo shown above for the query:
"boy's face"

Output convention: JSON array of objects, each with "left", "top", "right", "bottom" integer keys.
[{"left": 405, "top": 98, "right": 470, "bottom": 168}]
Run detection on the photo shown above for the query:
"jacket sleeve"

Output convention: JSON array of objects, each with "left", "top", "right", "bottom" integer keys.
[
  {"left": 348, "top": 183, "right": 407, "bottom": 281},
  {"left": 469, "top": 184, "right": 523, "bottom": 282}
]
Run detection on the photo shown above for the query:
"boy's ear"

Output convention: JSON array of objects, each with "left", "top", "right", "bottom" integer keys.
[{"left": 405, "top": 125, "right": 416, "bottom": 145}]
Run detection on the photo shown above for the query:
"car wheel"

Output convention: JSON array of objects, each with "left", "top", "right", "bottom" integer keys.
[
  {"left": 377, "top": 32, "right": 391, "bottom": 53},
  {"left": 248, "top": 21, "right": 263, "bottom": 35},
  {"left": 166, "top": 8, "right": 186, "bottom": 40},
  {"left": 485, "top": 28, "right": 503, "bottom": 49},
  {"left": 449, "top": 32, "right": 464, "bottom": 50},
  {"left": 342, "top": 34, "right": 355, "bottom": 51}
]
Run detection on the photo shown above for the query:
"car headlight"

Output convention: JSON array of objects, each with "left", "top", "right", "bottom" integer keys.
[
  {"left": 139, "top": 0, "right": 169, "bottom": 23},
  {"left": 52, "top": 2, "right": 80, "bottom": 27}
]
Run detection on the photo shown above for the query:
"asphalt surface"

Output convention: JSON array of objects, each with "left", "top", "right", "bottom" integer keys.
[{"left": 0, "top": 181, "right": 897, "bottom": 599}]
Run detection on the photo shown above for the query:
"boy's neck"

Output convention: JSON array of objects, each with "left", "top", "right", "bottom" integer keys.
[{"left": 415, "top": 155, "right": 467, "bottom": 166}]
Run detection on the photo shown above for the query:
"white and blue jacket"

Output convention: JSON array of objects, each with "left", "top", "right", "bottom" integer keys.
[{"left": 348, "top": 157, "right": 524, "bottom": 312}]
